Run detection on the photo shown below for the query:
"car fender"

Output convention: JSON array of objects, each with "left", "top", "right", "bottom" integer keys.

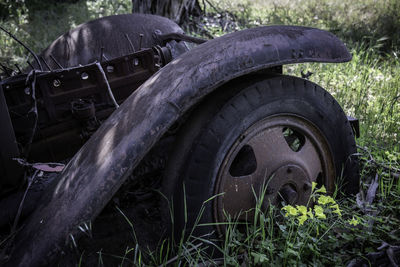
[
  {"left": 32, "top": 13, "right": 189, "bottom": 70},
  {"left": 9, "top": 25, "right": 351, "bottom": 266}
]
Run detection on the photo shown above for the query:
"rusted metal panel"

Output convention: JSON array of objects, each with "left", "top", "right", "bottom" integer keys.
[
  {"left": 4, "top": 48, "right": 158, "bottom": 162},
  {"left": 8, "top": 25, "right": 351, "bottom": 266}
]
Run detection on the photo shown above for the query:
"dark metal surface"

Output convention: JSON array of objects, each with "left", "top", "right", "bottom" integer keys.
[
  {"left": 32, "top": 14, "right": 188, "bottom": 70},
  {"left": 347, "top": 116, "right": 360, "bottom": 138},
  {"left": 0, "top": 13, "right": 191, "bottom": 167},
  {"left": 8, "top": 25, "right": 351, "bottom": 266},
  {"left": 0, "top": 84, "right": 23, "bottom": 192},
  {"left": 213, "top": 115, "right": 334, "bottom": 231},
  {"left": 3, "top": 48, "right": 158, "bottom": 162}
]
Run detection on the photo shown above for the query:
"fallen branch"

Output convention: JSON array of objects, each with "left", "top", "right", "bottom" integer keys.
[
  {"left": 347, "top": 243, "right": 400, "bottom": 267},
  {"left": 357, "top": 145, "right": 400, "bottom": 178},
  {"left": 0, "top": 25, "right": 42, "bottom": 71}
]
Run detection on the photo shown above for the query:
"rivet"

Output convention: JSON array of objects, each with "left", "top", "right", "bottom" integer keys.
[
  {"left": 53, "top": 79, "right": 61, "bottom": 87},
  {"left": 81, "top": 72, "right": 89, "bottom": 80}
]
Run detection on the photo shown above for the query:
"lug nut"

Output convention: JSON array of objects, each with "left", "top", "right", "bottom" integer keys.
[{"left": 280, "top": 184, "right": 298, "bottom": 205}]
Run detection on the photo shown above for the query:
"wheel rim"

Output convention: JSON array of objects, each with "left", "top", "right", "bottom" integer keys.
[{"left": 214, "top": 114, "right": 335, "bottom": 229}]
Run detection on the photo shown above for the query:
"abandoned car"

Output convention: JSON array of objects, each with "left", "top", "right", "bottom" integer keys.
[{"left": 0, "top": 13, "right": 359, "bottom": 266}]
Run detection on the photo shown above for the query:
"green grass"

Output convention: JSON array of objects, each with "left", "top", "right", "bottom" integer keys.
[
  {"left": 1, "top": 0, "right": 400, "bottom": 265},
  {"left": 286, "top": 47, "right": 400, "bottom": 148},
  {"left": 82, "top": 173, "right": 400, "bottom": 266},
  {"left": 203, "top": 0, "right": 400, "bottom": 50}
]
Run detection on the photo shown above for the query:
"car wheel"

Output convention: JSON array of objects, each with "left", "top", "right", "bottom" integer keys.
[{"left": 163, "top": 74, "right": 359, "bottom": 239}]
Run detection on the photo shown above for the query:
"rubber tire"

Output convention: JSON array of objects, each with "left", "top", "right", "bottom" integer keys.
[{"left": 163, "top": 74, "right": 359, "bottom": 240}]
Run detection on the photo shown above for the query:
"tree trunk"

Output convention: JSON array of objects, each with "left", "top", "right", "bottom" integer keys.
[{"left": 132, "top": 0, "right": 201, "bottom": 26}]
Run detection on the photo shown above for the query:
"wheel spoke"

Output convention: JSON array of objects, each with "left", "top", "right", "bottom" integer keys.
[
  {"left": 297, "top": 137, "right": 323, "bottom": 181},
  {"left": 248, "top": 126, "right": 295, "bottom": 177},
  {"left": 220, "top": 173, "right": 259, "bottom": 217}
]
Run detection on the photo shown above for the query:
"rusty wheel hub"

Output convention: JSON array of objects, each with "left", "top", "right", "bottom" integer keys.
[
  {"left": 271, "top": 164, "right": 310, "bottom": 206},
  {"left": 214, "top": 115, "right": 335, "bottom": 227}
]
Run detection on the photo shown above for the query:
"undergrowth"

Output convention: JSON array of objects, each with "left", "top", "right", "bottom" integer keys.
[{"left": 89, "top": 170, "right": 400, "bottom": 266}]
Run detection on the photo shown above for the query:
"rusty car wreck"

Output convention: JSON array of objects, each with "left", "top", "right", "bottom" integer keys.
[{"left": 0, "top": 13, "right": 359, "bottom": 266}]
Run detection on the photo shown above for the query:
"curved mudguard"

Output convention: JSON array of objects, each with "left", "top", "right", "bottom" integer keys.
[
  {"left": 34, "top": 14, "right": 188, "bottom": 70},
  {"left": 9, "top": 25, "right": 351, "bottom": 266}
]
